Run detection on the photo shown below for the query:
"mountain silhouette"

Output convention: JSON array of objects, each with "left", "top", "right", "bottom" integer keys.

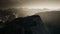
[{"left": 1, "top": 15, "right": 49, "bottom": 34}]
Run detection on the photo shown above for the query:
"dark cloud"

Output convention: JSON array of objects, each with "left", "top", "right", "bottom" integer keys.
[{"left": 0, "top": 0, "right": 22, "bottom": 8}]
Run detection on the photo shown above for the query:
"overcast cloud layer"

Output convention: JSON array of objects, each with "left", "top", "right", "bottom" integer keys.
[{"left": 0, "top": 0, "right": 60, "bottom": 9}]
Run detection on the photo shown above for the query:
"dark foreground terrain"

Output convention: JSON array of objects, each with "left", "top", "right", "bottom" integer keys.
[{"left": 0, "top": 15, "right": 60, "bottom": 34}]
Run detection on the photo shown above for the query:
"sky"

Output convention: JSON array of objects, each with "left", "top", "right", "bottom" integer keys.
[
  {"left": 20, "top": 0, "right": 60, "bottom": 9},
  {"left": 0, "top": 0, "right": 60, "bottom": 22},
  {"left": 0, "top": 0, "right": 60, "bottom": 9}
]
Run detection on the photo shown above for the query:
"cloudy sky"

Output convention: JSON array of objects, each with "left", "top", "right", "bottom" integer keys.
[
  {"left": 0, "top": 0, "right": 60, "bottom": 22},
  {"left": 0, "top": 0, "right": 60, "bottom": 9}
]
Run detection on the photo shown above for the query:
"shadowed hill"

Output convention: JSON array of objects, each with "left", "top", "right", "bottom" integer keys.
[{"left": 2, "top": 15, "right": 49, "bottom": 34}]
